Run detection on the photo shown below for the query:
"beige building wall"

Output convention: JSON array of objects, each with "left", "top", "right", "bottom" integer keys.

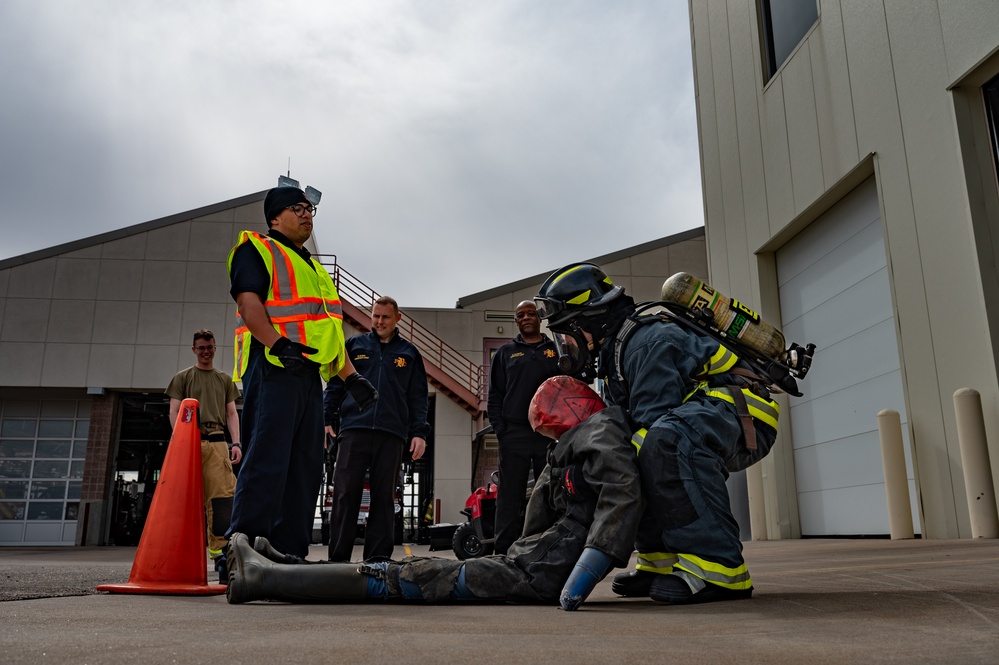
[
  {"left": 0, "top": 196, "right": 265, "bottom": 390},
  {"left": 1, "top": 186, "right": 707, "bottom": 544},
  {"left": 690, "top": 1, "right": 999, "bottom": 538}
]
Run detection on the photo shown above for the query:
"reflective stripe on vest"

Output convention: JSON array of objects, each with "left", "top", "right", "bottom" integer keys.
[
  {"left": 674, "top": 552, "right": 753, "bottom": 590},
  {"left": 631, "top": 428, "right": 647, "bottom": 454},
  {"left": 228, "top": 231, "right": 346, "bottom": 382}
]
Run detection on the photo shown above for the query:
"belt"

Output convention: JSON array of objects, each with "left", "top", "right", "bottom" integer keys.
[{"left": 205, "top": 432, "right": 226, "bottom": 442}]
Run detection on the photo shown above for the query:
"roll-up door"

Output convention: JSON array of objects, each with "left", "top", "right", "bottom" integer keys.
[{"left": 776, "top": 177, "right": 920, "bottom": 536}]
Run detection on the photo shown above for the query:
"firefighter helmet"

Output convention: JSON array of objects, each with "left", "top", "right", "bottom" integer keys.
[{"left": 535, "top": 263, "right": 624, "bottom": 332}]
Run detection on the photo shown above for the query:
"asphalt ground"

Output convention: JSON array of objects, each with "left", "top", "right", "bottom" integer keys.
[{"left": 2, "top": 538, "right": 998, "bottom": 664}]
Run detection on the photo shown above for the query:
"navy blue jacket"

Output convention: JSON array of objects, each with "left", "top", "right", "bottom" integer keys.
[
  {"left": 487, "top": 334, "right": 561, "bottom": 439},
  {"left": 324, "top": 329, "right": 431, "bottom": 442}
]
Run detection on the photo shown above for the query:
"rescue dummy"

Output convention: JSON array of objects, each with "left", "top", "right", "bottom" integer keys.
[{"left": 225, "top": 376, "right": 641, "bottom": 610}]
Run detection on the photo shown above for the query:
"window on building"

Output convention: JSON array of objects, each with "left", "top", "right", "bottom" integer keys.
[
  {"left": 985, "top": 72, "right": 999, "bottom": 188},
  {"left": 759, "top": 0, "right": 819, "bottom": 80}
]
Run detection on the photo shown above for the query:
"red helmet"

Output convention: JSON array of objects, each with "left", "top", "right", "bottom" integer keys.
[{"left": 528, "top": 375, "right": 606, "bottom": 439}]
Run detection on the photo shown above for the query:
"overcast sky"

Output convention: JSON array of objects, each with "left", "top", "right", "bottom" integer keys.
[{"left": 0, "top": 1, "right": 702, "bottom": 308}]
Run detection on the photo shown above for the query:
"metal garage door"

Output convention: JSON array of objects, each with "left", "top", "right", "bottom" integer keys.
[
  {"left": 0, "top": 398, "right": 88, "bottom": 545},
  {"left": 776, "top": 177, "right": 920, "bottom": 536}
]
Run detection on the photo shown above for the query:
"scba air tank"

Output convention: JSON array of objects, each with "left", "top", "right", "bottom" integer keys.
[{"left": 661, "top": 272, "right": 786, "bottom": 360}]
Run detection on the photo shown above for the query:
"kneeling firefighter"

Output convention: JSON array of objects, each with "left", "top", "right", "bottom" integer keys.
[
  {"left": 534, "top": 263, "right": 813, "bottom": 605},
  {"left": 225, "top": 375, "right": 642, "bottom": 610}
]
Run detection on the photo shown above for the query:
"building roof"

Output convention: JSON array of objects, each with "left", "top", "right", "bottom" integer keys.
[
  {"left": 455, "top": 225, "right": 704, "bottom": 308},
  {"left": 0, "top": 190, "right": 268, "bottom": 271}
]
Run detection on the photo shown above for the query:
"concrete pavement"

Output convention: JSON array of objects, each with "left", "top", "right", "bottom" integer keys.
[{"left": 2, "top": 538, "right": 999, "bottom": 664}]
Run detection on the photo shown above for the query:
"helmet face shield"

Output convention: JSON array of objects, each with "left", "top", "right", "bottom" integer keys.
[{"left": 534, "top": 296, "right": 564, "bottom": 323}]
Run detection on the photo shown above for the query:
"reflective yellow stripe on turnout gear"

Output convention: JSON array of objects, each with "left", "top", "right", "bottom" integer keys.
[
  {"left": 701, "top": 345, "right": 739, "bottom": 376},
  {"left": 631, "top": 428, "right": 647, "bottom": 454},
  {"left": 635, "top": 552, "right": 678, "bottom": 575},
  {"left": 228, "top": 231, "right": 346, "bottom": 382},
  {"left": 675, "top": 552, "right": 753, "bottom": 590},
  {"left": 704, "top": 387, "right": 779, "bottom": 430}
]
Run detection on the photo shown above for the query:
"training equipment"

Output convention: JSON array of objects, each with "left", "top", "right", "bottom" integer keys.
[
  {"left": 655, "top": 272, "right": 815, "bottom": 396},
  {"left": 661, "top": 273, "right": 786, "bottom": 359},
  {"left": 97, "top": 399, "right": 226, "bottom": 596},
  {"left": 528, "top": 375, "right": 606, "bottom": 440},
  {"left": 226, "top": 533, "right": 366, "bottom": 604},
  {"left": 560, "top": 547, "right": 614, "bottom": 611}
]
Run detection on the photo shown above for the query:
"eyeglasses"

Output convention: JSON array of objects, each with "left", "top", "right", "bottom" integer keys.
[
  {"left": 194, "top": 345, "right": 216, "bottom": 352},
  {"left": 286, "top": 203, "right": 317, "bottom": 218}
]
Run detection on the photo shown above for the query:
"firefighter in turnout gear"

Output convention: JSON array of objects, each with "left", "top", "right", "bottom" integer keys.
[{"left": 534, "top": 262, "right": 783, "bottom": 605}]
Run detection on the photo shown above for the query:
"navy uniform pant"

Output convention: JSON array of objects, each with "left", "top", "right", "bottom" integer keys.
[
  {"left": 227, "top": 348, "right": 324, "bottom": 559},
  {"left": 328, "top": 429, "right": 404, "bottom": 562},
  {"left": 494, "top": 431, "right": 549, "bottom": 556}
]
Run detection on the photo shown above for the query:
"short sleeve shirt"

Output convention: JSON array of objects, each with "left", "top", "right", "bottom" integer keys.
[{"left": 165, "top": 366, "right": 240, "bottom": 435}]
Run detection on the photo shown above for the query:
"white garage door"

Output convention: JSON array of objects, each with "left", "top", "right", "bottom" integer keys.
[
  {"left": 776, "top": 177, "right": 920, "bottom": 536},
  {"left": 0, "top": 398, "right": 88, "bottom": 545}
]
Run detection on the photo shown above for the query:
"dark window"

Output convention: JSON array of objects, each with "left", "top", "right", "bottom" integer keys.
[
  {"left": 985, "top": 73, "right": 999, "bottom": 187},
  {"left": 759, "top": 0, "right": 819, "bottom": 80}
]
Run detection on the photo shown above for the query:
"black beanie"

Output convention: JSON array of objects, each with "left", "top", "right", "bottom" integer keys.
[{"left": 264, "top": 186, "right": 310, "bottom": 223}]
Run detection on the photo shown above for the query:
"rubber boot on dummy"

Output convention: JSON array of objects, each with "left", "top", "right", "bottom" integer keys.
[{"left": 226, "top": 533, "right": 369, "bottom": 604}]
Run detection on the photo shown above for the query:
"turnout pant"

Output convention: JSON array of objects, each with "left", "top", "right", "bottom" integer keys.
[
  {"left": 636, "top": 395, "right": 776, "bottom": 582},
  {"left": 201, "top": 438, "right": 236, "bottom": 557}
]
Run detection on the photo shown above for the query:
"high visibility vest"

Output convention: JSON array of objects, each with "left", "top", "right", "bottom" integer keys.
[{"left": 227, "top": 231, "right": 346, "bottom": 382}]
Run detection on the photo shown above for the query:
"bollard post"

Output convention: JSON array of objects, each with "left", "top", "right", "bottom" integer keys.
[
  {"left": 953, "top": 388, "right": 999, "bottom": 538},
  {"left": 877, "top": 409, "right": 914, "bottom": 539},
  {"left": 746, "top": 464, "right": 767, "bottom": 541}
]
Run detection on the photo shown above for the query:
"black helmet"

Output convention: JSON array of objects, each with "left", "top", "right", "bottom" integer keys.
[{"left": 535, "top": 263, "right": 624, "bottom": 332}]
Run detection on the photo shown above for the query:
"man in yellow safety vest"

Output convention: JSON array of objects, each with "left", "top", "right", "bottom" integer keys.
[{"left": 226, "top": 185, "right": 378, "bottom": 560}]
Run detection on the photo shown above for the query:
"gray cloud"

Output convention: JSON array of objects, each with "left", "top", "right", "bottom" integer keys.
[{"left": 0, "top": 0, "right": 701, "bottom": 307}]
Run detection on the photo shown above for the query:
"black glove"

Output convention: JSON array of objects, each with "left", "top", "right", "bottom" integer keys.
[
  {"left": 344, "top": 372, "right": 378, "bottom": 412},
  {"left": 270, "top": 337, "right": 320, "bottom": 376}
]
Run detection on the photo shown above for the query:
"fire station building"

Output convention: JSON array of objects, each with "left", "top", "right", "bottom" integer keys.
[
  {"left": 690, "top": 1, "right": 999, "bottom": 539},
  {"left": 0, "top": 192, "right": 705, "bottom": 546}
]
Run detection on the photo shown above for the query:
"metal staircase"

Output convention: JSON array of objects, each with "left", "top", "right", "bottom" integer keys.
[{"left": 316, "top": 255, "right": 485, "bottom": 416}]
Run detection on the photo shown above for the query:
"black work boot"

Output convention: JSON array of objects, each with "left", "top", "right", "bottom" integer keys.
[
  {"left": 611, "top": 570, "right": 657, "bottom": 597},
  {"left": 649, "top": 572, "right": 753, "bottom": 605},
  {"left": 253, "top": 536, "right": 310, "bottom": 565},
  {"left": 226, "top": 533, "right": 369, "bottom": 604}
]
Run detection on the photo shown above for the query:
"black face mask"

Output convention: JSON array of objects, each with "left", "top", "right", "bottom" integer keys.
[{"left": 551, "top": 326, "right": 596, "bottom": 382}]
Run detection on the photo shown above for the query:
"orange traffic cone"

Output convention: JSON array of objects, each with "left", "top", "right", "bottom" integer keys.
[{"left": 98, "top": 398, "right": 226, "bottom": 595}]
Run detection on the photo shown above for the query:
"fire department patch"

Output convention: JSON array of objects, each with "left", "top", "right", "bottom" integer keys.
[
  {"left": 544, "top": 349, "right": 556, "bottom": 358},
  {"left": 394, "top": 357, "right": 407, "bottom": 368}
]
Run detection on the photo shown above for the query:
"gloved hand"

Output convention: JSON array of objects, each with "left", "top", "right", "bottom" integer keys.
[
  {"left": 559, "top": 547, "right": 613, "bottom": 611},
  {"left": 270, "top": 337, "right": 320, "bottom": 376},
  {"left": 344, "top": 372, "right": 378, "bottom": 412}
]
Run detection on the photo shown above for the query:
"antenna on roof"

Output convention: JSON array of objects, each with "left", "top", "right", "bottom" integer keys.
[{"left": 287, "top": 157, "right": 291, "bottom": 177}]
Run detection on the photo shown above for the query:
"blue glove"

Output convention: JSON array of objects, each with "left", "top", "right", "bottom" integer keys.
[{"left": 560, "top": 547, "right": 613, "bottom": 611}]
